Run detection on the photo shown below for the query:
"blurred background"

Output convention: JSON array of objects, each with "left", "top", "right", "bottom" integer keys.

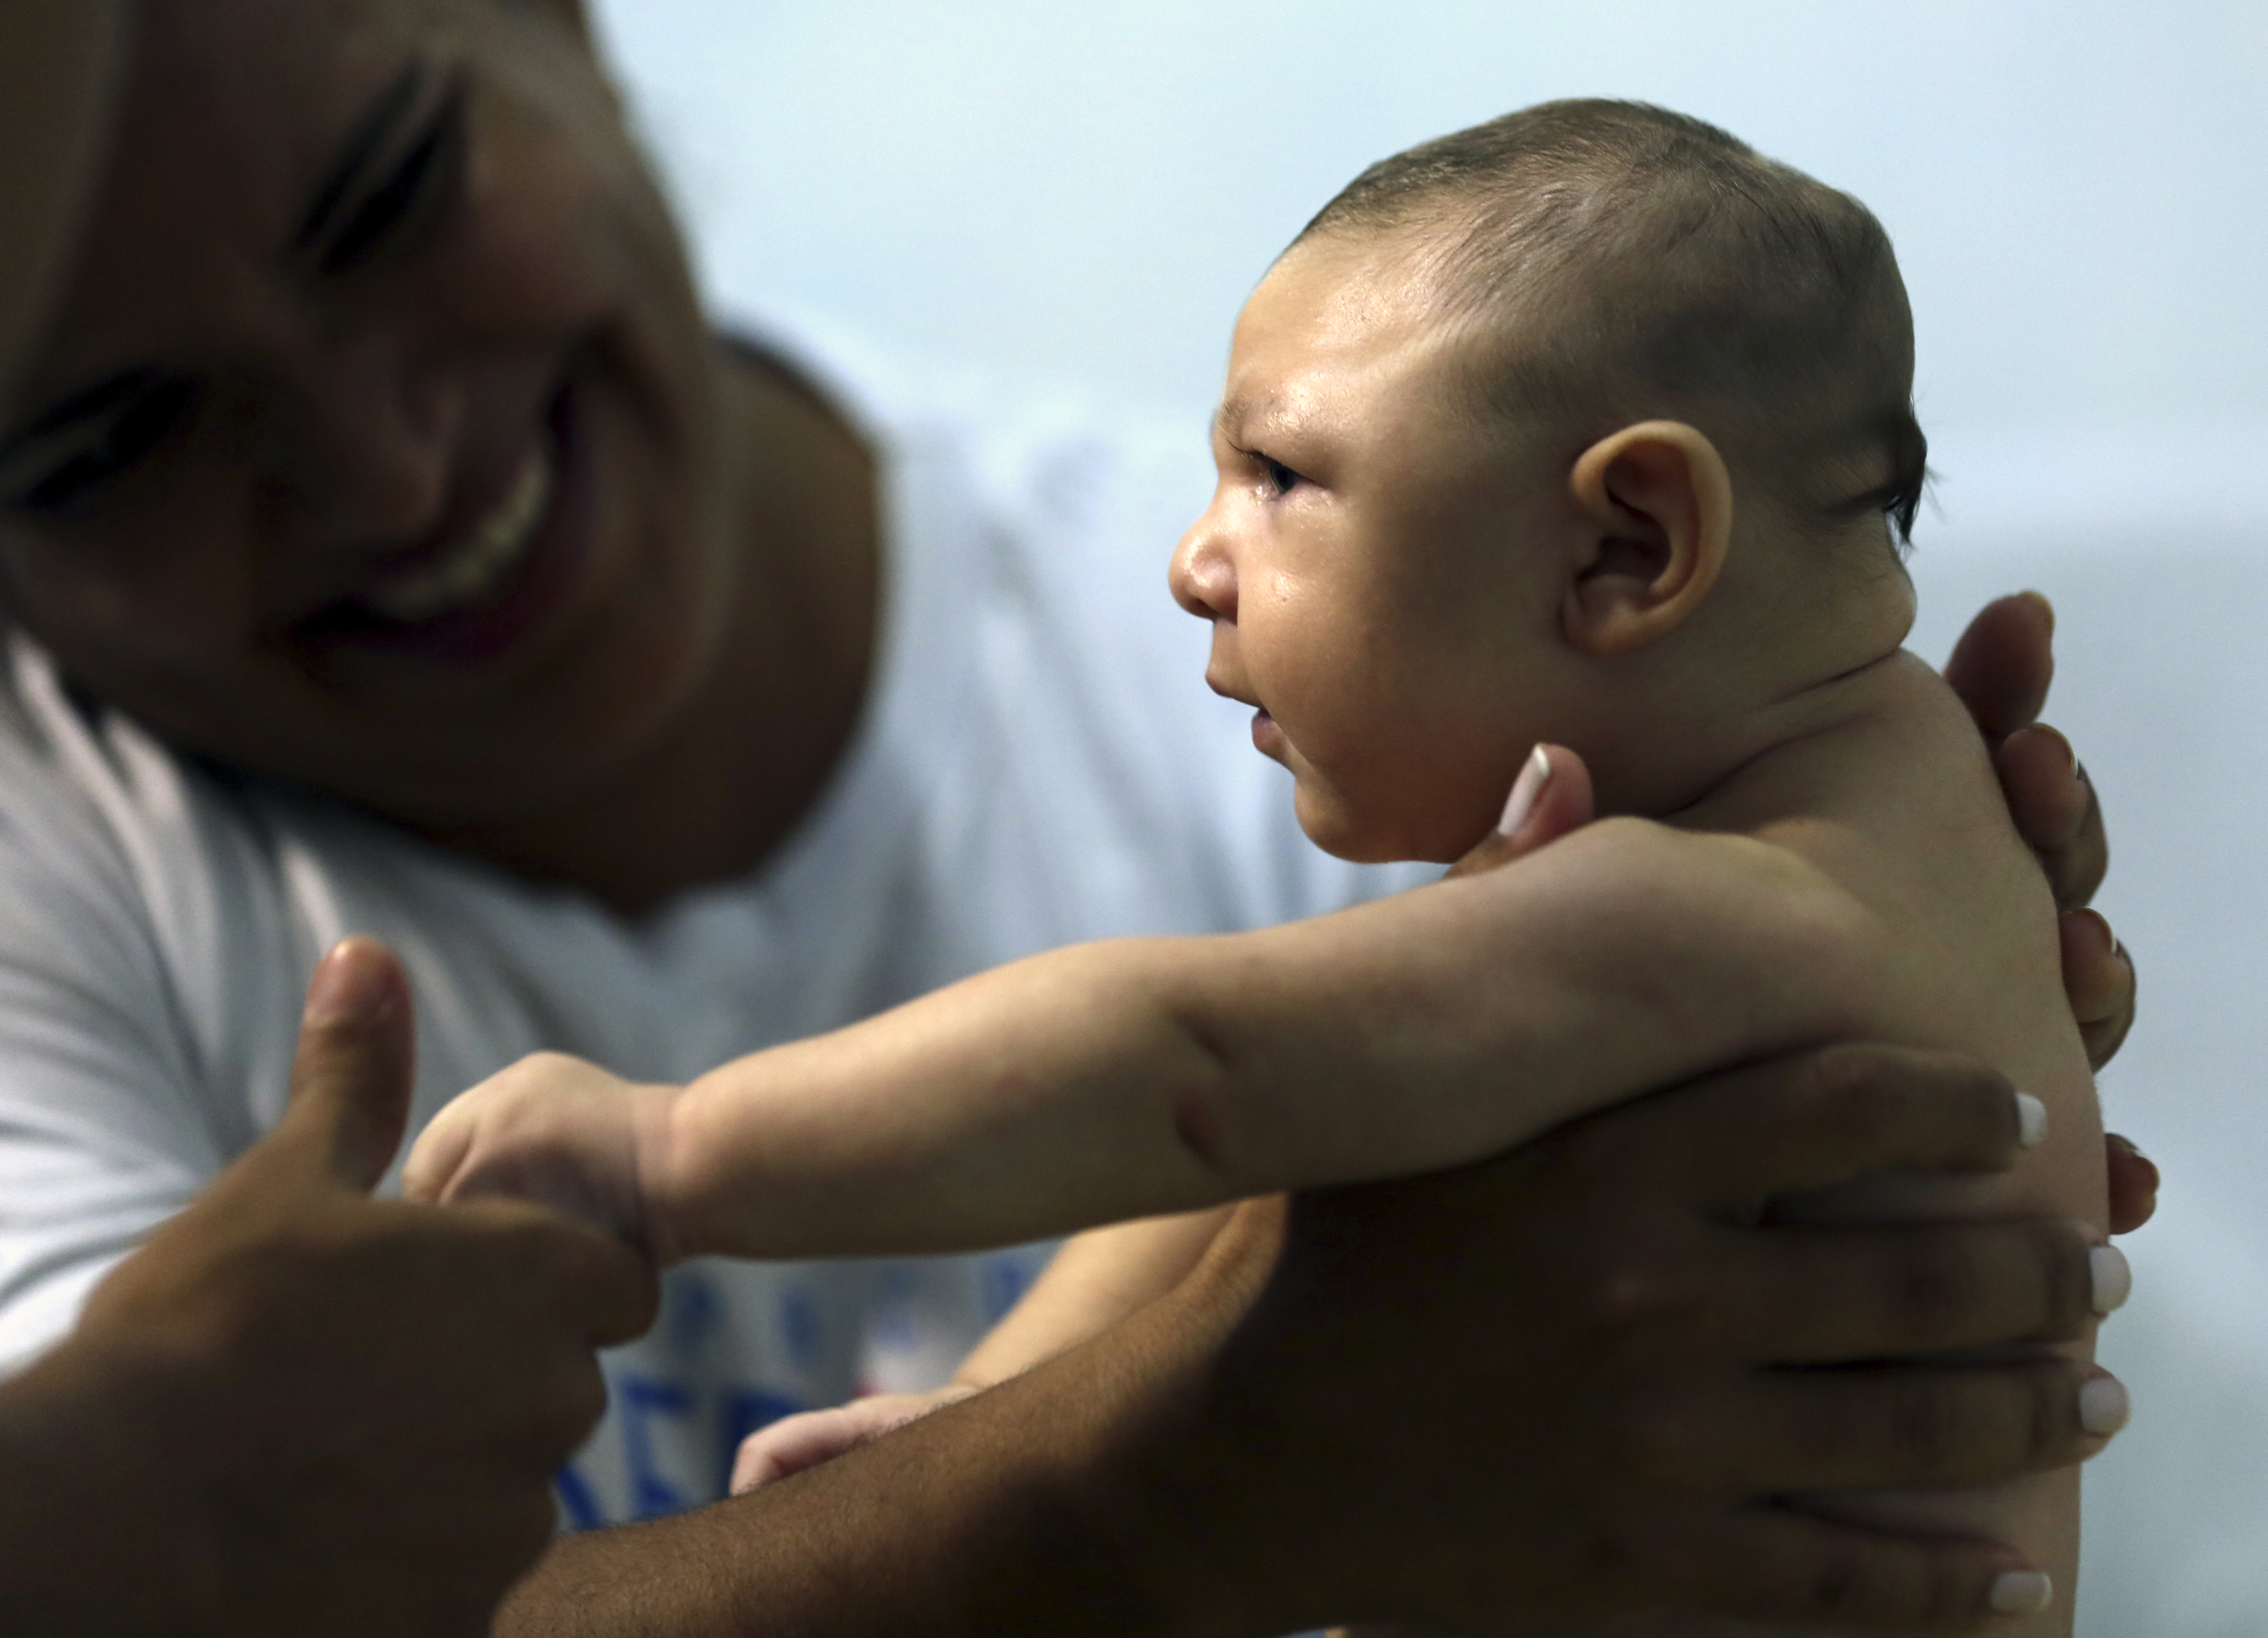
[{"left": 590, "top": 3, "right": 2268, "bottom": 1630}]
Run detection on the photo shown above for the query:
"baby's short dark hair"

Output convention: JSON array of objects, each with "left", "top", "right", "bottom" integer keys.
[{"left": 1300, "top": 100, "right": 1926, "bottom": 546}]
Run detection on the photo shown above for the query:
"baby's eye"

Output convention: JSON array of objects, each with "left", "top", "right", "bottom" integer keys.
[{"left": 1260, "top": 456, "right": 1306, "bottom": 496}]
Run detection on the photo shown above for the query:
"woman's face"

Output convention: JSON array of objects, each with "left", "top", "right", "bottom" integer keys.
[{"left": 0, "top": 0, "right": 737, "bottom": 825}]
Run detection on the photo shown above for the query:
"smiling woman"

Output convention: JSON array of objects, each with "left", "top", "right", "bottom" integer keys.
[
  {"left": 0, "top": 0, "right": 1422, "bottom": 1526},
  {"left": 0, "top": 0, "right": 878, "bottom": 902},
  {"left": 0, "top": 2, "right": 2152, "bottom": 1634}
]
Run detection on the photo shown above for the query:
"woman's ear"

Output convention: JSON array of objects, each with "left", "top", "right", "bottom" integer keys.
[{"left": 1562, "top": 420, "right": 1734, "bottom": 658}]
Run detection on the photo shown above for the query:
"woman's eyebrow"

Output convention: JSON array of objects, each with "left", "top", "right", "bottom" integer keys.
[
  {"left": 294, "top": 59, "right": 430, "bottom": 254},
  {"left": 0, "top": 370, "right": 166, "bottom": 468}
]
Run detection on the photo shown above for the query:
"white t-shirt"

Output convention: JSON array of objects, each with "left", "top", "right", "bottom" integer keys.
[{"left": 0, "top": 311, "right": 1424, "bottom": 1526}]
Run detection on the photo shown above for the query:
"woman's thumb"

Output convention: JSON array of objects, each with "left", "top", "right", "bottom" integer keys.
[
  {"left": 276, "top": 938, "right": 418, "bottom": 1193},
  {"left": 1446, "top": 744, "right": 1596, "bottom": 880}
]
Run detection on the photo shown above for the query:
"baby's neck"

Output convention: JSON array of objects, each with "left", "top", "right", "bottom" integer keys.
[{"left": 1584, "top": 568, "right": 1917, "bottom": 823}]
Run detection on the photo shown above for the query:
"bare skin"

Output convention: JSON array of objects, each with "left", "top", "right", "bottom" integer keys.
[
  {"left": 731, "top": 601, "right": 2156, "bottom": 1500},
  {"left": 0, "top": 0, "right": 2148, "bottom": 1632},
  {"left": 414, "top": 471, "right": 2108, "bottom": 1636},
  {"left": 496, "top": 1047, "right": 2116, "bottom": 1638}
]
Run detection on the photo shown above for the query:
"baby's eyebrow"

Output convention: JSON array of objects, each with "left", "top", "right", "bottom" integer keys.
[{"left": 1212, "top": 395, "right": 1281, "bottom": 446}]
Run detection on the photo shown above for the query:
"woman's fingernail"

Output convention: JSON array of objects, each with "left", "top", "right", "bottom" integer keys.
[
  {"left": 1496, "top": 745, "right": 1552, "bottom": 836},
  {"left": 2014, "top": 1092, "right": 2048, "bottom": 1148},
  {"left": 2080, "top": 1374, "right": 2131, "bottom": 1436},
  {"left": 2018, "top": 588, "right": 2056, "bottom": 634},
  {"left": 2031, "top": 722, "right": 2079, "bottom": 780},
  {"left": 1990, "top": 1570, "right": 2054, "bottom": 1616},
  {"left": 2090, "top": 1246, "right": 2132, "bottom": 1314},
  {"left": 303, "top": 938, "right": 394, "bottom": 1026},
  {"left": 2108, "top": 1132, "right": 2150, "bottom": 1164}
]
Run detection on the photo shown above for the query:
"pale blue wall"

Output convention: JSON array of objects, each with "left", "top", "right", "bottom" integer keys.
[{"left": 591, "top": 0, "right": 2268, "bottom": 442}]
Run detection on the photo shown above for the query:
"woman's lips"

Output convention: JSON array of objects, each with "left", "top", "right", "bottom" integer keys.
[
  {"left": 362, "top": 447, "right": 555, "bottom": 624},
  {"left": 294, "top": 378, "right": 596, "bottom": 668}
]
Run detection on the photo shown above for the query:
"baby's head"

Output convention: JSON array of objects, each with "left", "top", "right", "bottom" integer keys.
[{"left": 1171, "top": 99, "right": 1925, "bottom": 862}]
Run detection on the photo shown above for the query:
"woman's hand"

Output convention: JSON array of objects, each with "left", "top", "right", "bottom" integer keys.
[
  {"left": 1946, "top": 592, "right": 2152, "bottom": 1228},
  {"left": 11, "top": 941, "right": 657, "bottom": 1638},
  {"left": 403, "top": 1052, "right": 686, "bottom": 1262},
  {"left": 1454, "top": 591, "right": 2160, "bottom": 1238},
  {"left": 1944, "top": 592, "right": 2135, "bottom": 1068},
  {"left": 1167, "top": 1049, "right": 2120, "bottom": 1634}
]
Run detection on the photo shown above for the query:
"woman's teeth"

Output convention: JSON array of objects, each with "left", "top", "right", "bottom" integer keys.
[{"left": 366, "top": 449, "right": 554, "bottom": 624}]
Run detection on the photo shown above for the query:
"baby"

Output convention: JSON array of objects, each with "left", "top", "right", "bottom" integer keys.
[{"left": 408, "top": 100, "right": 2108, "bottom": 1632}]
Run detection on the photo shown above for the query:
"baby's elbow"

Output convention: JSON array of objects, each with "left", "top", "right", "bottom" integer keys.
[
  {"left": 1164, "top": 1014, "right": 1244, "bottom": 1182},
  {"left": 1715, "top": 852, "right": 1892, "bottom": 1037},
  {"left": 1169, "top": 1083, "right": 1236, "bottom": 1178}
]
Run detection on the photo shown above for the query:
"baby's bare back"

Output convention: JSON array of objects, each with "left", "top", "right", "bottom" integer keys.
[{"left": 1679, "top": 648, "right": 2104, "bottom": 1636}]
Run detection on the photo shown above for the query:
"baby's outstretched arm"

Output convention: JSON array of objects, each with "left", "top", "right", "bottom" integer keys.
[
  {"left": 409, "top": 812, "right": 1880, "bottom": 1259},
  {"left": 722, "top": 773, "right": 1599, "bottom": 1496}
]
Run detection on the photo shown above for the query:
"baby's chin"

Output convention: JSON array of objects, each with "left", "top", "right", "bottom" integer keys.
[{"left": 1292, "top": 786, "right": 1473, "bottom": 867}]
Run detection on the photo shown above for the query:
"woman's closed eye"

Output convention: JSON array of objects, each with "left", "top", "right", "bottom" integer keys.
[
  {"left": 0, "top": 67, "right": 474, "bottom": 518},
  {"left": 0, "top": 372, "right": 203, "bottom": 516},
  {"left": 298, "top": 64, "right": 470, "bottom": 279}
]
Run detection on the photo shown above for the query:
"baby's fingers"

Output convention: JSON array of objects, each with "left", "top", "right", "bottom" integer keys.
[
  {"left": 401, "top": 1097, "right": 476, "bottom": 1204},
  {"left": 730, "top": 1392, "right": 964, "bottom": 1494},
  {"left": 732, "top": 1406, "right": 865, "bottom": 1493}
]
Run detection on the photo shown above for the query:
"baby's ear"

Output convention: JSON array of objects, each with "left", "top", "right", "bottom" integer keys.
[{"left": 1561, "top": 420, "right": 1734, "bottom": 658}]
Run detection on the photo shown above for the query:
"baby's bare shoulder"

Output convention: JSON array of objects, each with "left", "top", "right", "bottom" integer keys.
[
  {"left": 1708, "top": 651, "right": 2013, "bottom": 878},
  {"left": 1697, "top": 655, "right": 2089, "bottom": 1116}
]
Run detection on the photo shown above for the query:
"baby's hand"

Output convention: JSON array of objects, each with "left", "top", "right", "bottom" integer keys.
[
  {"left": 402, "top": 1052, "right": 683, "bottom": 1260},
  {"left": 728, "top": 1387, "right": 977, "bottom": 1494}
]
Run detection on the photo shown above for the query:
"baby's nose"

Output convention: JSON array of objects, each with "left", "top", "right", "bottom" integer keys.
[{"left": 1169, "top": 521, "right": 1238, "bottom": 622}]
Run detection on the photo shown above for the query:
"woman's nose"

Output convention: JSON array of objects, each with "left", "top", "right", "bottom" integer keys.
[
  {"left": 1170, "top": 513, "right": 1238, "bottom": 622},
  {"left": 275, "top": 332, "right": 462, "bottom": 550}
]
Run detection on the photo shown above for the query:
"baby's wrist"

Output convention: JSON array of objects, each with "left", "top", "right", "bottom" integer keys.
[{"left": 626, "top": 1080, "right": 695, "bottom": 1264}]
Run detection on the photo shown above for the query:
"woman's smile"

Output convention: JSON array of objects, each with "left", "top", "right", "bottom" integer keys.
[
  {"left": 292, "top": 370, "right": 598, "bottom": 670},
  {"left": 360, "top": 442, "right": 554, "bottom": 626}
]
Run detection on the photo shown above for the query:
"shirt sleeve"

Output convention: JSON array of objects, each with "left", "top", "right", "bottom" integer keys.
[
  {"left": 0, "top": 795, "right": 234, "bottom": 1372},
  {"left": 0, "top": 644, "right": 303, "bottom": 1375}
]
